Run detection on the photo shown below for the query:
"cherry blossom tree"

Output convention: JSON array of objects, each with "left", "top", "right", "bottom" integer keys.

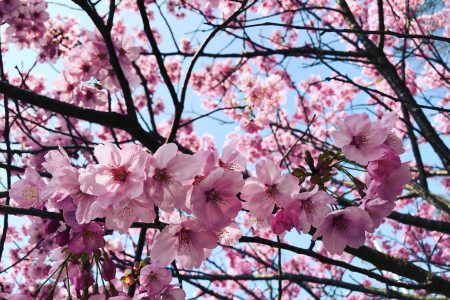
[{"left": 0, "top": 0, "right": 449, "bottom": 299}]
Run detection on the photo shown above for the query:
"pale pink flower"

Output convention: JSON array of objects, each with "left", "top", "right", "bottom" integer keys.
[
  {"left": 190, "top": 168, "right": 244, "bottom": 231},
  {"left": 367, "top": 145, "right": 401, "bottom": 181},
  {"left": 41, "top": 165, "right": 102, "bottom": 224},
  {"left": 332, "top": 113, "right": 389, "bottom": 165},
  {"left": 271, "top": 208, "right": 294, "bottom": 235},
  {"left": 218, "top": 140, "right": 246, "bottom": 172},
  {"left": 158, "top": 285, "right": 186, "bottom": 300},
  {"left": 79, "top": 142, "right": 148, "bottom": 209},
  {"left": 104, "top": 198, "right": 155, "bottom": 234},
  {"left": 379, "top": 111, "right": 405, "bottom": 155},
  {"left": 217, "top": 223, "right": 242, "bottom": 246},
  {"left": 285, "top": 188, "right": 336, "bottom": 234},
  {"left": 313, "top": 207, "right": 372, "bottom": 255},
  {"left": 144, "top": 143, "right": 197, "bottom": 212},
  {"left": 140, "top": 264, "right": 172, "bottom": 296},
  {"left": 367, "top": 162, "right": 411, "bottom": 202},
  {"left": 360, "top": 197, "right": 395, "bottom": 232},
  {"left": 68, "top": 222, "right": 104, "bottom": 254},
  {"left": 42, "top": 147, "right": 70, "bottom": 174},
  {"left": 10, "top": 167, "right": 46, "bottom": 208},
  {"left": 241, "top": 159, "right": 298, "bottom": 219},
  {"left": 150, "top": 216, "right": 218, "bottom": 269}
]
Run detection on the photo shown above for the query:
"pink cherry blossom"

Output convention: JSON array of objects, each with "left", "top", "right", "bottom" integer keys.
[
  {"left": 68, "top": 222, "right": 104, "bottom": 254},
  {"left": 144, "top": 143, "right": 197, "bottom": 212},
  {"left": 217, "top": 223, "right": 242, "bottom": 246},
  {"left": 41, "top": 165, "right": 101, "bottom": 224},
  {"left": 313, "top": 207, "right": 373, "bottom": 255},
  {"left": 241, "top": 159, "right": 298, "bottom": 219},
  {"left": 158, "top": 285, "right": 186, "bottom": 300},
  {"left": 218, "top": 139, "right": 247, "bottom": 172},
  {"left": 104, "top": 198, "right": 156, "bottom": 234},
  {"left": 150, "top": 216, "right": 218, "bottom": 269},
  {"left": 41, "top": 147, "right": 70, "bottom": 174},
  {"left": 367, "top": 162, "right": 411, "bottom": 202},
  {"left": 332, "top": 113, "right": 389, "bottom": 165},
  {"left": 285, "top": 189, "right": 336, "bottom": 234},
  {"left": 10, "top": 167, "right": 46, "bottom": 208},
  {"left": 271, "top": 208, "right": 295, "bottom": 235},
  {"left": 367, "top": 145, "right": 401, "bottom": 181},
  {"left": 360, "top": 197, "right": 395, "bottom": 232},
  {"left": 190, "top": 168, "right": 244, "bottom": 231},
  {"left": 79, "top": 142, "right": 148, "bottom": 209},
  {"left": 139, "top": 264, "right": 172, "bottom": 296},
  {"left": 379, "top": 111, "right": 405, "bottom": 155}
]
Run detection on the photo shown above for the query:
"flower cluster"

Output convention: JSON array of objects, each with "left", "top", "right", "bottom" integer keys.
[
  {"left": 1, "top": 0, "right": 49, "bottom": 49},
  {"left": 7, "top": 113, "right": 410, "bottom": 297}
]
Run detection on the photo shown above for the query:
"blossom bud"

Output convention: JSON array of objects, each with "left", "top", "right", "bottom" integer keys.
[
  {"left": 55, "top": 230, "right": 70, "bottom": 246},
  {"left": 44, "top": 220, "right": 60, "bottom": 234},
  {"left": 101, "top": 259, "right": 116, "bottom": 281}
]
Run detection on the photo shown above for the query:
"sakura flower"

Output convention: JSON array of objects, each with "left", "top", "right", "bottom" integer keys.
[
  {"left": 68, "top": 222, "right": 104, "bottom": 254},
  {"left": 190, "top": 168, "right": 244, "bottom": 231},
  {"left": 285, "top": 188, "right": 336, "bottom": 234},
  {"left": 104, "top": 198, "right": 156, "bottom": 234},
  {"left": 367, "top": 145, "right": 401, "bottom": 181},
  {"left": 42, "top": 147, "right": 70, "bottom": 174},
  {"left": 68, "top": 262, "right": 94, "bottom": 291},
  {"left": 313, "top": 207, "right": 372, "bottom": 255},
  {"left": 144, "top": 143, "right": 197, "bottom": 212},
  {"left": 10, "top": 167, "right": 46, "bottom": 208},
  {"left": 79, "top": 142, "right": 148, "bottom": 209},
  {"left": 332, "top": 113, "right": 389, "bottom": 165},
  {"left": 139, "top": 264, "right": 172, "bottom": 296},
  {"left": 150, "top": 216, "right": 218, "bottom": 269},
  {"left": 101, "top": 258, "right": 116, "bottom": 281},
  {"left": 41, "top": 165, "right": 102, "bottom": 224},
  {"left": 379, "top": 111, "right": 405, "bottom": 155},
  {"left": 367, "top": 162, "right": 411, "bottom": 202},
  {"left": 271, "top": 208, "right": 295, "bottom": 235},
  {"left": 360, "top": 197, "right": 395, "bottom": 232},
  {"left": 241, "top": 159, "right": 298, "bottom": 219},
  {"left": 158, "top": 285, "right": 186, "bottom": 300},
  {"left": 218, "top": 139, "right": 246, "bottom": 171},
  {"left": 217, "top": 223, "right": 242, "bottom": 246}
]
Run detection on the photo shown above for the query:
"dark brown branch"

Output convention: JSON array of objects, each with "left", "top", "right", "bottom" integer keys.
[
  {"left": 388, "top": 212, "right": 450, "bottom": 234},
  {"left": 220, "top": 22, "right": 450, "bottom": 43},
  {"left": 0, "top": 81, "right": 162, "bottom": 152},
  {"left": 175, "top": 273, "right": 437, "bottom": 300},
  {"left": 0, "top": 205, "right": 164, "bottom": 230},
  {"left": 240, "top": 236, "right": 450, "bottom": 296},
  {"left": 136, "top": 0, "right": 179, "bottom": 107}
]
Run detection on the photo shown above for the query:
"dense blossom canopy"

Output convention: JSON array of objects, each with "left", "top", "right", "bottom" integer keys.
[{"left": 0, "top": 0, "right": 449, "bottom": 299}]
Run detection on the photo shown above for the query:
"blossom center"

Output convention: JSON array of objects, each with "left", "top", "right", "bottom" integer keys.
[
  {"left": 303, "top": 199, "right": 317, "bottom": 215},
  {"left": 177, "top": 228, "right": 191, "bottom": 251},
  {"left": 205, "top": 189, "right": 222, "bottom": 203},
  {"left": 332, "top": 215, "right": 347, "bottom": 232},
  {"left": 350, "top": 134, "right": 368, "bottom": 148},
  {"left": 193, "top": 175, "right": 205, "bottom": 186},
  {"left": 111, "top": 166, "right": 129, "bottom": 182},
  {"left": 154, "top": 168, "right": 172, "bottom": 184},
  {"left": 23, "top": 185, "right": 39, "bottom": 202},
  {"left": 219, "top": 159, "right": 237, "bottom": 170},
  {"left": 264, "top": 184, "right": 278, "bottom": 198}
]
